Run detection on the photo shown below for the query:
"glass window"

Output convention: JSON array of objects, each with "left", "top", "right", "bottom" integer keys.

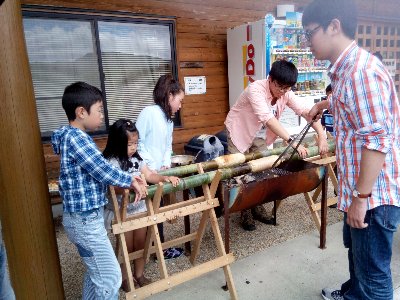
[
  {"left": 97, "top": 21, "right": 173, "bottom": 125},
  {"left": 23, "top": 18, "right": 102, "bottom": 136},
  {"left": 366, "top": 26, "right": 371, "bottom": 34},
  {"left": 383, "top": 39, "right": 388, "bottom": 47},
  {"left": 358, "top": 25, "right": 364, "bottom": 34},
  {"left": 23, "top": 9, "right": 178, "bottom": 138},
  {"left": 365, "top": 39, "right": 371, "bottom": 47},
  {"left": 376, "top": 39, "right": 381, "bottom": 47},
  {"left": 384, "top": 26, "right": 389, "bottom": 35},
  {"left": 377, "top": 26, "right": 381, "bottom": 35},
  {"left": 358, "top": 38, "right": 363, "bottom": 46}
]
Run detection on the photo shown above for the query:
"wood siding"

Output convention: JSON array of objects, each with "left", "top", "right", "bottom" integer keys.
[{"left": 21, "top": 0, "right": 400, "bottom": 179}]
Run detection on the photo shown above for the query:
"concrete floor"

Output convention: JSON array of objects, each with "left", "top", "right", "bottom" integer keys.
[{"left": 148, "top": 222, "right": 400, "bottom": 300}]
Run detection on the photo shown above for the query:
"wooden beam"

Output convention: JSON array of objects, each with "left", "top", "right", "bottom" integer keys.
[{"left": 0, "top": 0, "right": 64, "bottom": 298}]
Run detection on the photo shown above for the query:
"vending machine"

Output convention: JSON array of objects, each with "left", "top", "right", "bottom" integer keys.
[{"left": 227, "top": 13, "right": 329, "bottom": 135}]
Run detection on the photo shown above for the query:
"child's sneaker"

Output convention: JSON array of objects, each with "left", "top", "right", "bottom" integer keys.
[
  {"left": 322, "top": 288, "right": 343, "bottom": 300},
  {"left": 163, "top": 247, "right": 184, "bottom": 260}
]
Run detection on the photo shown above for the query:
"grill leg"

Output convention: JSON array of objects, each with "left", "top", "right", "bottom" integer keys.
[
  {"left": 222, "top": 185, "right": 231, "bottom": 254},
  {"left": 183, "top": 189, "right": 191, "bottom": 254},
  {"left": 273, "top": 200, "right": 277, "bottom": 225},
  {"left": 320, "top": 166, "right": 328, "bottom": 249}
]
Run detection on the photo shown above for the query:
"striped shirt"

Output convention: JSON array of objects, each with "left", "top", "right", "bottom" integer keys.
[
  {"left": 329, "top": 41, "right": 400, "bottom": 211},
  {"left": 51, "top": 126, "right": 132, "bottom": 212}
]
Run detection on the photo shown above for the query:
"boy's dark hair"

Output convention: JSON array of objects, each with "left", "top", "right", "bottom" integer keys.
[
  {"left": 325, "top": 84, "right": 332, "bottom": 94},
  {"left": 269, "top": 60, "right": 298, "bottom": 87},
  {"left": 153, "top": 74, "right": 184, "bottom": 122},
  {"left": 62, "top": 82, "right": 103, "bottom": 121},
  {"left": 103, "top": 119, "right": 142, "bottom": 172},
  {"left": 302, "top": 0, "right": 357, "bottom": 40}
]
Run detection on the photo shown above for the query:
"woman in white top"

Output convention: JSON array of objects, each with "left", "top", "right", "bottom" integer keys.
[{"left": 136, "top": 74, "right": 185, "bottom": 259}]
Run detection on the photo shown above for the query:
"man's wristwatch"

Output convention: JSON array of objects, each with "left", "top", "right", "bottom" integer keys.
[
  {"left": 352, "top": 189, "right": 372, "bottom": 198},
  {"left": 287, "top": 137, "right": 293, "bottom": 144}
]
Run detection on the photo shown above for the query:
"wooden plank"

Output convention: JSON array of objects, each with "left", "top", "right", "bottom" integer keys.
[
  {"left": 125, "top": 233, "right": 198, "bottom": 262},
  {"left": 182, "top": 114, "right": 226, "bottom": 129},
  {"left": 178, "top": 48, "right": 227, "bottom": 62},
  {"left": 183, "top": 94, "right": 228, "bottom": 104},
  {"left": 312, "top": 156, "right": 337, "bottom": 165},
  {"left": 182, "top": 101, "right": 229, "bottom": 117},
  {"left": 112, "top": 199, "right": 219, "bottom": 234},
  {"left": 303, "top": 192, "right": 321, "bottom": 231},
  {"left": 178, "top": 33, "right": 226, "bottom": 48},
  {"left": 180, "top": 67, "right": 227, "bottom": 76},
  {"left": 126, "top": 254, "right": 235, "bottom": 300}
]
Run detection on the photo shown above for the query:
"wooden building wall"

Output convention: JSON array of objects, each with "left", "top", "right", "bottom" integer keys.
[{"left": 20, "top": 0, "right": 400, "bottom": 179}]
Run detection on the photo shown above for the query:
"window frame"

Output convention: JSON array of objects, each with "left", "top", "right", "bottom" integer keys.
[{"left": 22, "top": 5, "right": 180, "bottom": 141}]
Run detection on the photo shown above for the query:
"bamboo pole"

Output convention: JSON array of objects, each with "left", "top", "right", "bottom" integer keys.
[
  {"left": 0, "top": 1, "right": 64, "bottom": 298},
  {"left": 160, "top": 140, "right": 335, "bottom": 176},
  {"left": 132, "top": 142, "right": 335, "bottom": 200}
]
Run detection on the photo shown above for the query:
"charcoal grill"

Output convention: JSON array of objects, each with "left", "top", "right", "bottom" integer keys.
[{"left": 219, "top": 159, "right": 328, "bottom": 251}]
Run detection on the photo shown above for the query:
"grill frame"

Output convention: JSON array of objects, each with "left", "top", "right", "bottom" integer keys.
[{"left": 222, "top": 160, "right": 326, "bottom": 213}]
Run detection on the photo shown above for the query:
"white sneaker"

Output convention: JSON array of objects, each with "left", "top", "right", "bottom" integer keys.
[{"left": 322, "top": 288, "right": 343, "bottom": 300}]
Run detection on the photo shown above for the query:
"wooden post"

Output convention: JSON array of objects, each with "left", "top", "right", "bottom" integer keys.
[{"left": 0, "top": 0, "right": 64, "bottom": 299}]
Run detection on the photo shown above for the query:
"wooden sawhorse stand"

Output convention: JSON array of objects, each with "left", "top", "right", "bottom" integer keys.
[{"left": 110, "top": 165, "right": 238, "bottom": 300}]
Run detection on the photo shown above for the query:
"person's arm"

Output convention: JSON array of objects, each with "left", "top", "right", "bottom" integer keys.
[
  {"left": 136, "top": 108, "right": 157, "bottom": 170},
  {"left": 141, "top": 164, "right": 180, "bottom": 187},
  {"left": 305, "top": 117, "right": 328, "bottom": 155},
  {"left": 264, "top": 118, "right": 308, "bottom": 158},
  {"left": 161, "top": 122, "right": 173, "bottom": 169},
  {"left": 345, "top": 69, "right": 393, "bottom": 228},
  {"left": 308, "top": 100, "right": 329, "bottom": 121},
  {"left": 71, "top": 133, "right": 133, "bottom": 188},
  {"left": 347, "top": 148, "right": 386, "bottom": 228}
]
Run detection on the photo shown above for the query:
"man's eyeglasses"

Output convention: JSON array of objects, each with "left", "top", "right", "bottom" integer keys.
[{"left": 304, "top": 25, "right": 322, "bottom": 41}]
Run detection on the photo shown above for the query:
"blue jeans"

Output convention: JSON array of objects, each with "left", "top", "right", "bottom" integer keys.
[
  {"left": 0, "top": 231, "right": 15, "bottom": 300},
  {"left": 343, "top": 205, "right": 400, "bottom": 300},
  {"left": 63, "top": 207, "right": 121, "bottom": 300}
]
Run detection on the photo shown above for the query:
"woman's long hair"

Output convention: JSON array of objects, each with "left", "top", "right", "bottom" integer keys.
[{"left": 153, "top": 74, "right": 184, "bottom": 121}]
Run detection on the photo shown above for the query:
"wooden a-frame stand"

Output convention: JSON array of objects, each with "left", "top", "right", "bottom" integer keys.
[
  {"left": 303, "top": 133, "right": 338, "bottom": 245},
  {"left": 109, "top": 164, "right": 238, "bottom": 300}
]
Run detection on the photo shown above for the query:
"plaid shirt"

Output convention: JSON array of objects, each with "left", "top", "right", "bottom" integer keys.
[
  {"left": 329, "top": 41, "right": 400, "bottom": 211},
  {"left": 52, "top": 126, "right": 132, "bottom": 212}
]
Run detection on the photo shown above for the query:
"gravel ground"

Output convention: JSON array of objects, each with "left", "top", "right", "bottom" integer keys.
[{"left": 55, "top": 179, "right": 342, "bottom": 300}]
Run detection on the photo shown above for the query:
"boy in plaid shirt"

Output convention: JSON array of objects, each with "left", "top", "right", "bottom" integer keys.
[{"left": 52, "top": 82, "right": 145, "bottom": 299}]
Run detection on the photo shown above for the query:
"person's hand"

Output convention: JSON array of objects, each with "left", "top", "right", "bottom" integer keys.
[
  {"left": 292, "top": 143, "right": 308, "bottom": 158},
  {"left": 165, "top": 176, "right": 180, "bottom": 187},
  {"left": 308, "top": 104, "right": 324, "bottom": 121},
  {"left": 130, "top": 176, "right": 148, "bottom": 204},
  {"left": 346, "top": 197, "right": 368, "bottom": 229},
  {"left": 318, "top": 138, "right": 329, "bottom": 155}
]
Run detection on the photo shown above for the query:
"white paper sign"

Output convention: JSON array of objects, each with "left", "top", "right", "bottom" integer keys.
[
  {"left": 382, "top": 59, "right": 396, "bottom": 78},
  {"left": 184, "top": 76, "right": 206, "bottom": 95}
]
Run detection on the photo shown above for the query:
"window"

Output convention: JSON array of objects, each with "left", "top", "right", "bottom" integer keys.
[{"left": 22, "top": 7, "right": 178, "bottom": 138}]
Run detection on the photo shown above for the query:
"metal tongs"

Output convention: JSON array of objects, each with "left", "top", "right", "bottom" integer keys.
[{"left": 271, "top": 121, "right": 314, "bottom": 169}]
